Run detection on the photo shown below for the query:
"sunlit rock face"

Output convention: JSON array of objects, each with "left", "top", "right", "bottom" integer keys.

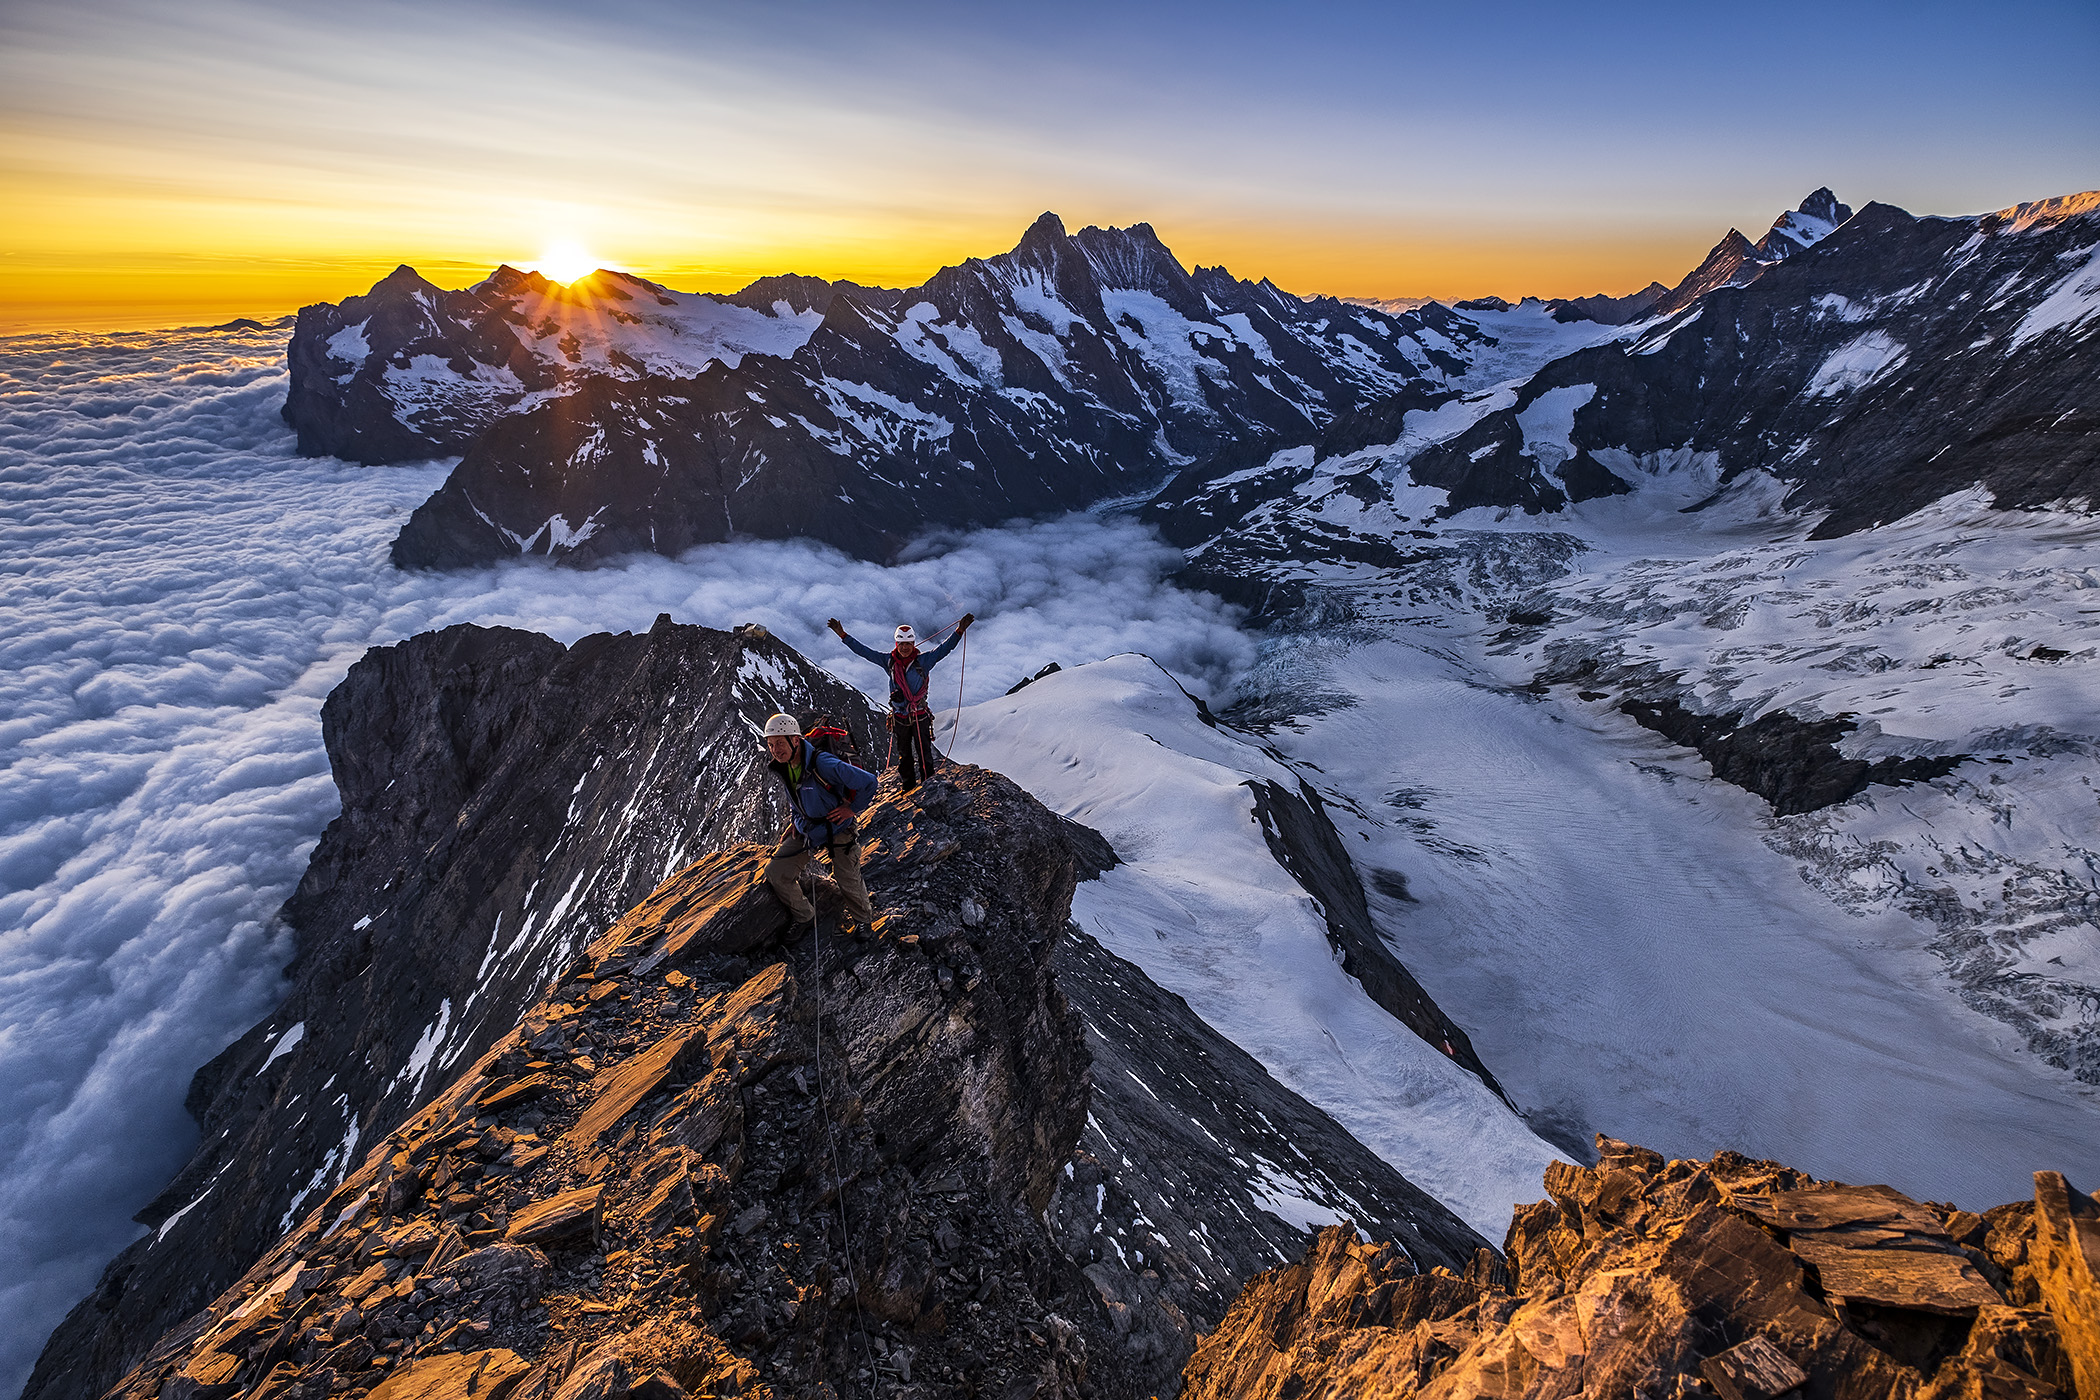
[
  {"left": 1180, "top": 1138, "right": 2100, "bottom": 1400},
  {"left": 22, "top": 617, "right": 880, "bottom": 1400}
]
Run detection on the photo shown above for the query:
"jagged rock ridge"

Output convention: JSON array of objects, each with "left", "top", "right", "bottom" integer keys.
[
  {"left": 280, "top": 264, "right": 874, "bottom": 464},
  {"left": 1143, "top": 187, "right": 2100, "bottom": 604},
  {"left": 32, "top": 626, "right": 1494, "bottom": 1400},
  {"left": 1180, "top": 1136, "right": 2100, "bottom": 1400},
  {"left": 1650, "top": 187, "right": 1856, "bottom": 319},
  {"left": 25, "top": 618, "right": 883, "bottom": 1400}
]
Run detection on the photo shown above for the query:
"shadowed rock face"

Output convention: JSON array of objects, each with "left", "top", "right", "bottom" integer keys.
[
  {"left": 1047, "top": 928, "right": 1489, "bottom": 1383},
  {"left": 24, "top": 619, "right": 881, "bottom": 1400},
  {"left": 1181, "top": 1137, "right": 2098, "bottom": 1400}
]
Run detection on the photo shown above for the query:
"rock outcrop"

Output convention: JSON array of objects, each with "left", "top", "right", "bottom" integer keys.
[
  {"left": 86, "top": 765, "right": 1125, "bottom": 1400},
  {"left": 25, "top": 619, "right": 882, "bottom": 1400},
  {"left": 1180, "top": 1136, "right": 2100, "bottom": 1400}
]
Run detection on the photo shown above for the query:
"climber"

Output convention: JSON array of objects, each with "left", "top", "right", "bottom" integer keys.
[
  {"left": 761, "top": 712, "right": 879, "bottom": 932},
  {"left": 828, "top": 615, "right": 973, "bottom": 793}
]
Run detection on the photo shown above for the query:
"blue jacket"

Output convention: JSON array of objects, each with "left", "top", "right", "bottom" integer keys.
[
  {"left": 770, "top": 739, "right": 879, "bottom": 846},
  {"left": 839, "top": 629, "right": 963, "bottom": 715}
]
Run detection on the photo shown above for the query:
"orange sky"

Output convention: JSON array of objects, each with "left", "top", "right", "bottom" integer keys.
[
  {"left": 0, "top": 222, "right": 1714, "bottom": 335},
  {"left": 3, "top": 0, "right": 2093, "bottom": 336}
]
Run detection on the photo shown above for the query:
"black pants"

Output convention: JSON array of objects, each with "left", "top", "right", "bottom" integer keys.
[{"left": 894, "top": 712, "right": 937, "bottom": 790}]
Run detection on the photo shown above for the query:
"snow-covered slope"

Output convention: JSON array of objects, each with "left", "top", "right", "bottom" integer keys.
[
  {"left": 955, "top": 655, "right": 1563, "bottom": 1237},
  {"left": 1132, "top": 438, "right": 2100, "bottom": 1208}
]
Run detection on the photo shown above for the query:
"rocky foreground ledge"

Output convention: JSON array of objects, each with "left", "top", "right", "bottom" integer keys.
[
  {"left": 100, "top": 765, "right": 1124, "bottom": 1400},
  {"left": 1181, "top": 1137, "right": 2100, "bottom": 1400}
]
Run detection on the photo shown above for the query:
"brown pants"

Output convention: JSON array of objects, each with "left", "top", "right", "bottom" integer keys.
[{"left": 765, "top": 824, "right": 873, "bottom": 923}]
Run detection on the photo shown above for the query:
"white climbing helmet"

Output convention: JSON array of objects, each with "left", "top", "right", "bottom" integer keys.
[
  {"left": 761, "top": 713, "right": 801, "bottom": 740},
  {"left": 893, "top": 625, "right": 918, "bottom": 646}
]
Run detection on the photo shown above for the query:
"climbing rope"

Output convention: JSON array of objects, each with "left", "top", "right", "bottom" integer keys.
[
  {"left": 942, "top": 625, "right": 968, "bottom": 759},
  {"left": 803, "top": 867, "right": 880, "bottom": 1391}
]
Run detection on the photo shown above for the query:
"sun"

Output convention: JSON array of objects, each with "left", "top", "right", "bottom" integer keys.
[{"left": 532, "top": 240, "right": 599, "bottom": 285}]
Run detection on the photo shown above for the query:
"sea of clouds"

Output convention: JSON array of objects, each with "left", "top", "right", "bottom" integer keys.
[{"left": 0, "top": 325, "right": 1255, "bottom": 1386}]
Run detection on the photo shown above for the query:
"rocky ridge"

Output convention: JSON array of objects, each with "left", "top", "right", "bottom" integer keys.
[
  {"left": 32, "top": 624, "right": 1494, "bottom": 1400},
  {"left": 1144, "top": 186, "right": 2097, "bottom": 574},
  {"left": 25, "top": 619, "right": 884, "bottom": 1400},
  {"left": 1649, "top": 188, "right": 1855, "bottom": 319},
  {"left": 65, "top": 761, "right": 1489, "bottom": 1400},
  {"left": 1180, "top": 1136, "right": 2100, "bottom": 1400}
]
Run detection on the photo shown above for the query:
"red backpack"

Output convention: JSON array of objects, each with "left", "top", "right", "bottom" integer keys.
[{"left": 803, "top": 718, "right": 857, "bottom": 761}]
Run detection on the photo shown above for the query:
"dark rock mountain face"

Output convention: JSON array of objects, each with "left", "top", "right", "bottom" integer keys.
[
  {"left": 1181, "top": 1136, "right": 2099, "bottom": 1400},
  {"left": 26, "top": 619, "right": 882, "bottom": 1400},
  {"left": 283, "top": 214, "right": 1488, "bottom": 568},
  {"left": 34, "top": 627, "right": 1492, "bottom": 1400},
  {"left": 1143, "top": 189, "right": 2100, "bottom": 597},
  {"left": 1547, "top": 280, "right": 1669, "bottom": 325},
  {"left": 1048, "top": 927, "right": 1487, "bottom": 1382},
  {"left": 1439, "top": 193, "right": 2100, "bottom": 535}
]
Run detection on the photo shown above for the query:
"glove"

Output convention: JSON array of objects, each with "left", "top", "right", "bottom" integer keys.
[
  {"left": 958, "top": 612, "right": 976, "bottom": 631},
  {"left": 827, "top": 618, "right": 844, "bottom": 635}
]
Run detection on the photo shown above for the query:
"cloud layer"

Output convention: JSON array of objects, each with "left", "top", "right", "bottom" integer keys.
[{"left": 0, "top": 325, "right": 1252, "bottom": 1388}]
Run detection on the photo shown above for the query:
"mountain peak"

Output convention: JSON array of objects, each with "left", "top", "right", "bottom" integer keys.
[
  {"left": 1798, "top": 186, "right": 1852, "bottom": 225},
  {"left": 1012, "top": 210, "right": 1071, "bottom": 259},
  {"left": 1759, "top": 189, "right": 1853, "bottom": 259}
]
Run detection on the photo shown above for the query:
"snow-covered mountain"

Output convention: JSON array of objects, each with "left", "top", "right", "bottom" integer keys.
[
  {"left": 282, "top": 264, "right": 839, "bottom": 463},
  {"left": 284, "top": 215, "right": 1495, "bottom": 568},
  {"left": 1150, "top": 188, "right": 2100, "bottom": 580}
]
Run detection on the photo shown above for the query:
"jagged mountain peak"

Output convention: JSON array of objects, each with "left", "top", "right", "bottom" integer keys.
[{"left": 1758, "top": 186, "right": 1854, "bottom": 259}]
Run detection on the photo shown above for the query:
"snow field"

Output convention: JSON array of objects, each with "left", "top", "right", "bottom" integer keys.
[
  {"left": 1275, "top": 633, "right": 2100, "bottom": 1210},
  {"left": 954, "top": 655, "right": 1562, "bottom": 1240}
]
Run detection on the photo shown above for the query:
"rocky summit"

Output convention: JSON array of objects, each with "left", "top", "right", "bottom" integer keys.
[
  {"left": 56, "top": 760, "right": 1485, "bottom": 1400},
  {"left": 1181, "top": 1136, "right": 2100, "bottom": 1400}
]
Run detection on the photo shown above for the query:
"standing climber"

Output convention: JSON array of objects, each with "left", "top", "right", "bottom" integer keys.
[
  {"left": 828, "top": 615, "right": 972, "bottom": 793},
  {"left": 761, "top": 713, "right": 879, "bottom": 932}
]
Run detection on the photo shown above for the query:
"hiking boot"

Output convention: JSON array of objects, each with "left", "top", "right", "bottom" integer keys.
[{"left": 787, "top": 917, "right": 817, "bottom": 942}]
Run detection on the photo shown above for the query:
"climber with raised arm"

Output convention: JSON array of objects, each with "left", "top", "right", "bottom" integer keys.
[
  {"left": 761, "top": 712, "right": 879, "bottom": 933},
  {"left": 828, "top": 615, "right": 973, "bottom": 793}
]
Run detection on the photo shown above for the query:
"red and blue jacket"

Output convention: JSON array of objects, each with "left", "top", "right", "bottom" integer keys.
[{"left": 839, "top": 628, "right": 963, "bottom": 717}]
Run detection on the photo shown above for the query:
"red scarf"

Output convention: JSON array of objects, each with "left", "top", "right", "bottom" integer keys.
[{"left": 890, "top": 647, "right": 930, "bottom": 717}]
